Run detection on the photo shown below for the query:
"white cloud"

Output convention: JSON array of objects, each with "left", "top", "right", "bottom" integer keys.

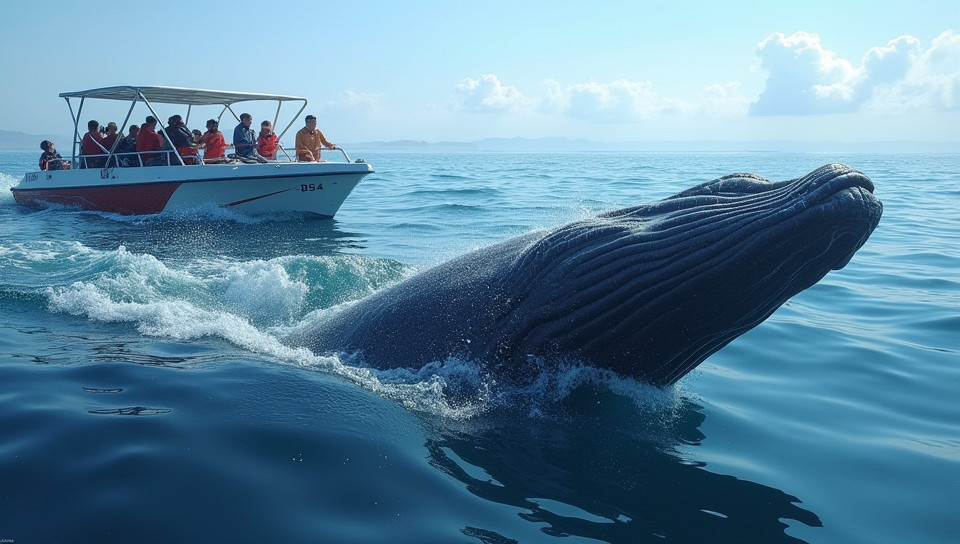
[
  {"left": 324, "top": 90, "right": 384, "bottom": 113},
  {"left": 565, "top": 79, "right": 668, "bottom": 122},
  {"left": 750, "top": 31, "right": 862, "bottom": 115},
  {"left": 449, "top": 30, "right": 959, "bottom": 129},
  {"left": 454, "top": 74, "right": 524, "bottom": 112},
  {"left": 869, "top": 30, "right": 960, "bottom": 112},
  {"left": 750, "top": 30, "right": 959, "bottom": 116},
  {"left": 695, "top": 81, "right": 752, "bottom": 118},
  {"left": 536, "top": 78, "right": 751, "bottom": 122}
]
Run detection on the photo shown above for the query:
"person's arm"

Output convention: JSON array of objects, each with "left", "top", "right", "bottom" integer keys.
[{"left": 318, "top": 130, "right": 335, "bottom": 149}]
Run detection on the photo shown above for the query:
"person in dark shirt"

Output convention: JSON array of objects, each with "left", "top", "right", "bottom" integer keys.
[
  {"left": 233, "top": 113, "right": 267, "bottom": 163},
  {"left": 39, "top": 140, "right": 69, "bottom": 171},
  {"left": 113, "top": 125, "right": 139, "bottom": 166},
  {"left": 165, "top": 115, "right": 199, "bottom": 165}
]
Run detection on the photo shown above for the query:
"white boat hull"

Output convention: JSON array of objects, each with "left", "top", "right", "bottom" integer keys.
[{"left": 11, "top": 161, "right": 374, "bottom": 216}]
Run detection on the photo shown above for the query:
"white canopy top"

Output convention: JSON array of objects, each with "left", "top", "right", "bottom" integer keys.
[{"left": 59, "top": 86, "right": 306, "bottom": 106}]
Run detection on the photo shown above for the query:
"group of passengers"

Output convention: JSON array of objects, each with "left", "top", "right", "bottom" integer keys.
[{"left": 40, "top": 114, "right": 336, "bottom": 170}]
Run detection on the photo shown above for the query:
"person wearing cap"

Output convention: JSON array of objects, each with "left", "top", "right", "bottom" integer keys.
[
  {"left": 294, "top": 115, "right": 335, "bottom": 162},
  {"left": 39, "top": 140, "right": 69, "bottom": 171}
]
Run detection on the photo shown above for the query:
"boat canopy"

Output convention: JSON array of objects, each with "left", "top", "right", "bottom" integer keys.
[
  {"left": 59, "top": 86, "right": 306, "bottom": 106},
  {"left": 59, "top": 86, "right": 310, "bottom": 164}
]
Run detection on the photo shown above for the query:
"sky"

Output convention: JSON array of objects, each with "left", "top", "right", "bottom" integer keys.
[{"left": 0, "top": 0, "right": 957, "bottom": 146}]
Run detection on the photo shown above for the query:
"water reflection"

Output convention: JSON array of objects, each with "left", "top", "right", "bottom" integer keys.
[{"left": 426, "top": 388, "right": 821, "bottom": 544}]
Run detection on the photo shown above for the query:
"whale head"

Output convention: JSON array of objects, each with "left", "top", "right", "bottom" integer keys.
[{"left": 483, "top": 163, "right": 883, "bottom": 384}]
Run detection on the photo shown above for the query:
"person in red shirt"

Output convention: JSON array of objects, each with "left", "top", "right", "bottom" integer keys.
[
  {"left": 199, "top": 119, "right": 229, "bottom": 164},
  {"left": 135, "top": 116, "right": 164, "bottom": 166},
  {"left": 102, "top": 122, "right": 120, "bottom": 152},
  {"left": 81, "top": 120, "right": 109, "bottom": 168},
  {"left": 257, "top": 120, "right": 279, "bottom": 160}
]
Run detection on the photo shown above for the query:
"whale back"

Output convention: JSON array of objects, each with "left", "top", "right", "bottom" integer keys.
[{"left": 298, "top": 163, "right": 882, "bottom": 386}]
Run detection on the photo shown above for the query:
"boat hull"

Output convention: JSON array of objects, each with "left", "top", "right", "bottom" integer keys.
[{"left": 10, "top": 162, "right": 373, "bottom": 216}]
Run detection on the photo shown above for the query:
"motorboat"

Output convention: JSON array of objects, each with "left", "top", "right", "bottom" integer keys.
[{"left": 10, "top": 86, "right": 374, "bottom": 216}]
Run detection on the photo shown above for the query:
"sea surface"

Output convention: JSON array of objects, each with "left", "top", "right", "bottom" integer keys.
[{"left": 0, "top": 150, "right": 957, "bottom": 543}]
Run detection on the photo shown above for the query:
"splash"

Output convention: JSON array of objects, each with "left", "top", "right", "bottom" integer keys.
[
  {"left": 28, "top": 241, "right": 683, "bottom": 421},
  {"left": 0, "top": 172, "right": 19, "bottom": 194}
]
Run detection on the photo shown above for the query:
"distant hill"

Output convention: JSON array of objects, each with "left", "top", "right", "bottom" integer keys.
[
  {"left": 347, "top": 137, "right": 959, "bottom": 153},
  {"left": 0, "top": 130, "right": 72, "bottom": 151}
]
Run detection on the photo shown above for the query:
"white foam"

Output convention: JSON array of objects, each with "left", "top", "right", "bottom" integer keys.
[
  {"left": 37, "top": 243, "right": 682, "bottom": 421},
  {"left": 220, "top": 259, "right": 309, "bottom": 325},
  {"left": 0, "top": 172, "right": 19, "bottom": 194}
]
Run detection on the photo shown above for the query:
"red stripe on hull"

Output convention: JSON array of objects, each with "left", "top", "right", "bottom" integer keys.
[
  {"left": 225, "top": 187, "right": 298, "bottom": 207},
  {"left": 11, "top": 182, "right": 182, "bottom": 215}
]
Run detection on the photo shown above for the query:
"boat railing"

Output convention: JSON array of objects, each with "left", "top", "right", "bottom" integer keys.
[
  {"left": 71, "top": 147, "right": 356, "bottom": 169},
  {"left": 321, "top": 148, "right": 353, "bottom": 163}
]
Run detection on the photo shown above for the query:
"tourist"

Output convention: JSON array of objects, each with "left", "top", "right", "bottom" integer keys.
[
  {"left": 102, "top": 122, "right": 120, "bottom": 151},
  {"left": 165, "top": 115, "right": 199, "bottom": 165},
  {"left": 294, "top": 114, "right": 335, "bottom": 162},
  {"left": 257, "top": 120, "right": 278, "bottom": 160},
  {"left": 39, "top": 140, "right": 69, "bottom": 171},
  {"left": 233, "top": 113, "right": 266, "bottom": 162},
  {"left": 136, "top": 116, "right": 165, "bottom": 166},
  {"left": 113, "top": 125, "right": 139, "bottom": 166},
  {"left": 81, "top": 119, "right": 109, "bottom": 168},
  {"left": 200, "top": 119, "right": 229, "bottom": 164}
]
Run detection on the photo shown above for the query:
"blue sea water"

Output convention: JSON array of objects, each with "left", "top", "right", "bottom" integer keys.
[{"left": 0, "top": 150, "right": 957, "bottom": 543}]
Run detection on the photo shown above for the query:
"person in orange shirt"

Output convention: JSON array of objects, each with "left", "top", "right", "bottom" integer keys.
[
  {"left": 257, "top": 120, "right": 279, "bottom": 160},
  {"left": 199, "top": 119, "right": 229, "bottom": 164},
  {"left": 294, "top": 115, "right": 335, "bottom": 162}
]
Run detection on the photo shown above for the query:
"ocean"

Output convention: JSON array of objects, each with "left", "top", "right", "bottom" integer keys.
[{"left": 0, "top": 150, "right": 957, "bottom": 543}]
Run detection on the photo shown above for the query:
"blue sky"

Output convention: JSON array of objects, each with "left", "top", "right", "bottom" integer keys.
[{"left": 1, "top": 0, "right": 956, "bottom": 145}]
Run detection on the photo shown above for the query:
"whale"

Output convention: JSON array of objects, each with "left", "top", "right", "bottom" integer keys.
[{"left": 294, "top": 163, "right": 882, "bottom": 386}]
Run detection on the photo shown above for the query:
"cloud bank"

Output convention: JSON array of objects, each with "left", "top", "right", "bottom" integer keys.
[
  {"left": 750, "top": 30, "right": 959, "bottom": 115},
  {"left": 451, "top": 30, "right": 959, "bottom": 123}
]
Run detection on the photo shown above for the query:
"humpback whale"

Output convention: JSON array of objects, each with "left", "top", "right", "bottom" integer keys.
[{"left": 295, "top": 163, "right": 882, "bottom": 386}]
